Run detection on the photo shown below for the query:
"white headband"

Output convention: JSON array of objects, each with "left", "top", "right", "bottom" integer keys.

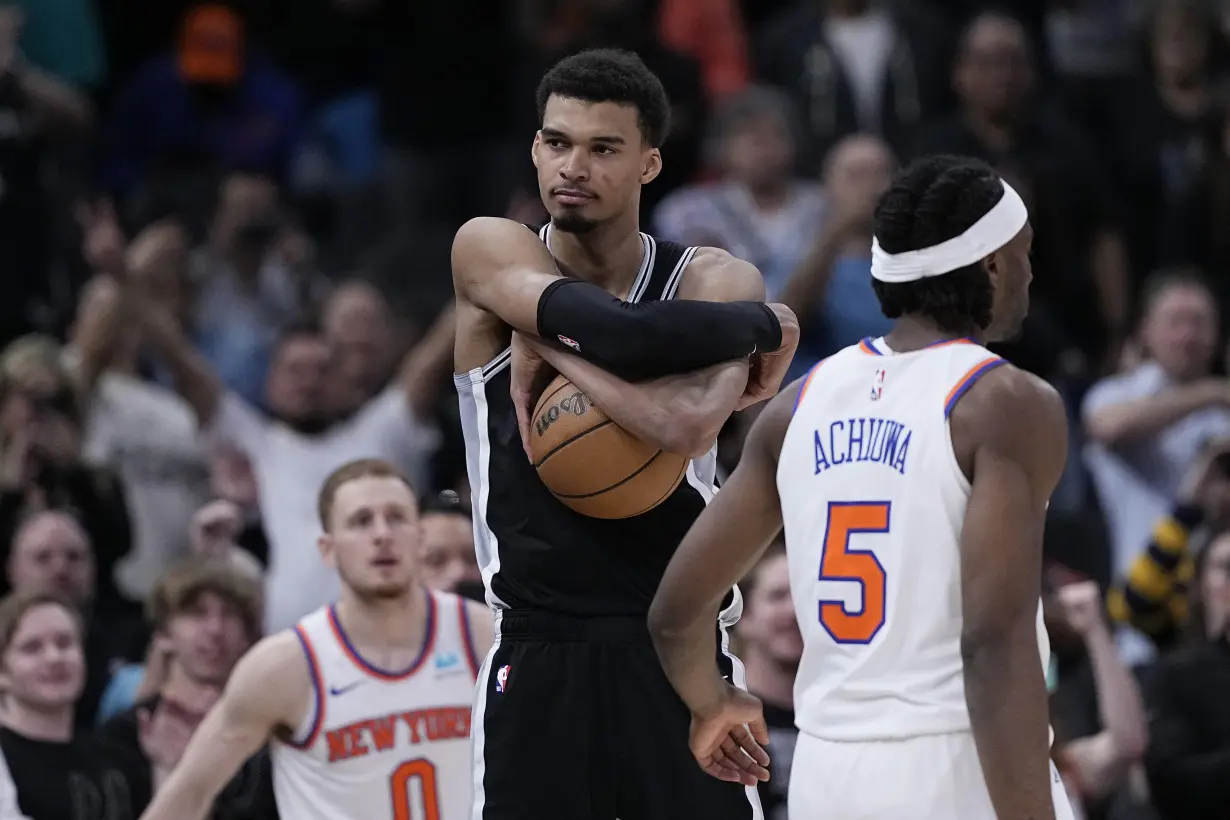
[{"left": 869, "top": 180, "right": 1028, "bottom": 283}]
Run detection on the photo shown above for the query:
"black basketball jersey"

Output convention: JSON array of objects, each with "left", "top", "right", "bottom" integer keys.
[{"left": 455, "top": 224, "right": 723, "bottom": 616}]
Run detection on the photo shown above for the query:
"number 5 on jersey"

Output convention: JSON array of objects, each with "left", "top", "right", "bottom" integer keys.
[{"left": 818, "top": 501, "right": 891, "bottom": 644}]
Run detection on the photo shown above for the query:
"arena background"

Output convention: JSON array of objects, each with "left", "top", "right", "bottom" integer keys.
[{"left": 0, "top": 0, "right": 1224, "bottom": 818}]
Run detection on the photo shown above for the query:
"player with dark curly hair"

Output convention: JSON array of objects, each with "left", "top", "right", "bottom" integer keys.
[
  {"left": 650, "top": 155, "right": 1077, "bottom": 820},
  {"left": 451, "top": 49, "right": 800, "bottom": 819}
]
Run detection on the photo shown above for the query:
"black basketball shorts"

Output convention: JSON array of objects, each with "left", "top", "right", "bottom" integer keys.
[{"left": 470, "top": 610, "right": 763, "bottom": 820}]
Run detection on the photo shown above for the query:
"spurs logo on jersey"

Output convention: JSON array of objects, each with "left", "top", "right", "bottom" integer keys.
[
  {"left": 271, "top": 589, "right": 482, "bottom": 820},
  {"left": 778, "top": 336, "right": 1051, "bottom": 743}
]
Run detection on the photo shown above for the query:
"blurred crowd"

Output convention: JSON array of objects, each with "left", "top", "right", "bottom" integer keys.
[{"left": 0, "top": 0, "right": 1228, "bottom": 818}]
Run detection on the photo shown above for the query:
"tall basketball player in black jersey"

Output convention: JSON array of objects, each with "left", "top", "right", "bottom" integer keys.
[{"left": 451, "top": 50, "right": 800, "bottom": 820}]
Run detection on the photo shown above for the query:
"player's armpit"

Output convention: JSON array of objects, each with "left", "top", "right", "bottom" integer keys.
[
  {"left": 953, "top": 366, "right": 1068, "bottom": 820},
  {"left": 649, "top": 382, "right": 796, "bottom": 711},
  {"left": 138, "top": 632, "right": 310, "bottom": 820},
  {"left": 527, "top": 334, "right": 749, "bottom": 457}
]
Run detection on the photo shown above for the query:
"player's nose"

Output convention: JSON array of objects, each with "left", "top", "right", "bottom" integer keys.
[{"left": 559, "top": 150, "right": 590, "bottom": 181}]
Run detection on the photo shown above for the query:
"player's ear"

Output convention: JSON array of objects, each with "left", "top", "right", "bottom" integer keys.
[
  {"left": 317, "top": 534, "right": 337, "bottom": 568},
  {"left": 531, "top": 132, "right": 542, "bottom": 170},
  {"left": 981, "top": 251, "right": 1001, "bottom": 285},
  {"left": 640, "top": 148, "right": 662, "bottom": 185}
]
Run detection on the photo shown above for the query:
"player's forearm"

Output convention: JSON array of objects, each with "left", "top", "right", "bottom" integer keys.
[
  {"left": 651, "top": 615, "right": 727, "bottom": 716},
  {"left": 962, "top": 625, "right": 1056, "bottom": 820},
  {"left": 538, "top": 342, "right": 747, "bottom": 456},
  {"left": 536, "top": 279, "right": 781, "bottom": 382},
  {"left": 139, "top": 774, "right": 213, "bottom": 820}
]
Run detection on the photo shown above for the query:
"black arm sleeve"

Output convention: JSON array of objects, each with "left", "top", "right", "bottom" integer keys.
[{"left": 536, "top": 278, "right": 781, "bottom": 381}]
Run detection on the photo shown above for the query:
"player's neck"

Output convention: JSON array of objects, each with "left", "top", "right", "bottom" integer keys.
[
  {"left": 334, "top": 584, "right": 430, "bottom": 650},
  {"left": 883, "top": 317, "right": 981, "bottom": 353},
  {"left": 1, "top": 700, "right": 73, "bottom": 742},
  {"left": 548, "top": 216, "right": 646, "bottom": 297},
  {"left": 739, "top": 647, "right": 795, "bottom": 710}
]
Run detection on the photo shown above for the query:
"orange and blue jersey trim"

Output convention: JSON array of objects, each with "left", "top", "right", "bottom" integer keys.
[
  {"left": 944, "top": 356, "right": 1006, "bottom": 418},
  {"left": 326, "top": 590, "right": 438, "bottom": 681},
  {"left": 456, "top": 596, "right": 481, "bottom": 680},
  {"left": 287, "top": 625, "right": 326, "bottom": 749},
  {"left": 858, "top": 336, "right": 975, "bottom": 355},
  {"left": 793, "top": 359, "right": 826, "bottom": 414}
]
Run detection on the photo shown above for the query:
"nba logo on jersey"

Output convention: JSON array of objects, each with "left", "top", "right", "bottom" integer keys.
[
  {"left": 870, "top": 369, "right": 886, "bottom": 401},
  {"left": 496, "top": 664, "right": 511, "bottom": 693}
]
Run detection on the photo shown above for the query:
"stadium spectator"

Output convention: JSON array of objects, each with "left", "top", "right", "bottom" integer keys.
[
  {"left": 5, "top": 510, "right": 146, "bottom": 730},
  {"left": 98, "top": 557, "right": 272, "bottom": 818},
  {"left": 0, "top": 5, "right": 94, "bottom": 349},
  {"left": 1108, "top": 437, "right": 1230, "bottom": 651},
  {"left": 70, "top": 234, "right": 212, "bottom": 603},
  {"left": 775, "top": 133, "right": 894, "bottom": 379},
  {"left": 0, "top": 335, "right": 136, "bottom": 621},
  {"left": 1142, "top": 529, "right": 1230, "bottom": 818},
  {"left": 910, "top": 11, "right": 1130, "bottom": 377},
  {"left": 418, "top": 494, "right": 479, "bottom": 595},
  {"left": 653, "top": 85, "right": 824, "bottom": 296},
  {"left": 102, "top": 4, "right": 305, "bottom": 198},
  {"left": 754, "top": 0, "right": 952, "bottom": 172},
  {"left": 1083, "top": 271, "right": 1230, "bottom": 581},
  {"left": 733, "top": 542, "right": 800, "bottom": 820},
  {"left": 0, "top": 590, "right": 143, "bottom": 819},
  {"left": 1049, "top": 581, "right": 1150, "bottom": 820},
  {"left": 126, "top": 275, "right": 444, "bottom": 631}
]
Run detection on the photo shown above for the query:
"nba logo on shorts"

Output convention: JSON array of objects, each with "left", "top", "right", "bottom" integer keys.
[
  {"left": 870, "top": 369, "right": 886, "bottom": 401},
  {"left": 496, "top": 664, "right": 511, "bottom": 693},
  {"left": 557, "top": 335, "right": 581, "bottom": 352}
]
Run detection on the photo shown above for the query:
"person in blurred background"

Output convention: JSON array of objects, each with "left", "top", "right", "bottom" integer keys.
[
  {"left": 1108, "top": 437, "right": 1230, "bottom": 653},
  {"left": 6, "top": 509, "right": 146, "bottom": 730},
  {"left": 102, "top": 3, "right": 305, "bottom": 199},
  {"left": 417, "top": 494, "right": 479, "bottom": 596},
  {"left": 99, "top": 557, "right": 273, "bottom": 819},
  {"left": 190, "top": 171, "right": 328, "bottom": 407},
  {"left": 775, "top": 132, "right": 895, "bottom": 380},
  {"left": 911, "top": 10, "right": 1129, "bottom": 378},
  {"left": 754, "top": 0, "right": 952, "bottom": 172},
  {"left": 653, "top": 85, "right": 824, "bottom": 296},
  {"left": 733, "top": 543, "right": 800, "bottom": 820},
  {"left": 0, "top": 5, "right": 93, "bottom": 350},
  {"left": 71, "top": 221, "right": 213, "bottom": 605},
  {"left": 0, "top": 335, "right": 136, "bottom": 621},
  {"left": 1141, "top": 527, "right": 1230, "bottom": 819},
  {"left": 1083, "top": 271, "right": 1230, "bottom": 589},
  {"left": 1049, "top": 581, "right": 1150, "bottom": 820},
  {"left": 0, "top": 590, "right": 142, "bottom": 819}
]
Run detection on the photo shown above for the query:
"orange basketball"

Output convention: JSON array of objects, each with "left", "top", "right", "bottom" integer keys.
[{"left": 529, "top": 375, "right": 687, "bottom": 519}]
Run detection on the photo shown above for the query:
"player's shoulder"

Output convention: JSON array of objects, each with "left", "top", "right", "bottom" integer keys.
[
  {"left": 220, "top": 629, "right": 313, "bottom": 726},
  {"left": 673, "top": 246, "right": 766, "bottom": 302},
  {"left": 432, "top": 589, "right": 496, "bottom": 656},
  {"left": 952, "top": 361, "right": 1067, "bottom": 459}
]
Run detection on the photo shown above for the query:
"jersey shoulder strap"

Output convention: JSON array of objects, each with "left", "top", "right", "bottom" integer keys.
[{"left": 641, "top": 235, "right": 698, "bottom": 303}]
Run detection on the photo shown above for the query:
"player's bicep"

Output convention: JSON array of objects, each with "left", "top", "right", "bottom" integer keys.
[
  {"left": 451, "top": 217, "right": 562, "bottom": 333},
  {"left": 650, "top": 386, "right": 793, "bottom": 633},
  {"left": 958, "top": 371, "right": 1068, "bottom": 649}
]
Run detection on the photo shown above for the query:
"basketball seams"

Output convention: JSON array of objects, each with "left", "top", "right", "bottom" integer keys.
[
  {"left": 532, "top": 419, "right": 614, "bottom": 469},
  {"left": 549, "top": 449, "right": 668, "bottom": 499}
]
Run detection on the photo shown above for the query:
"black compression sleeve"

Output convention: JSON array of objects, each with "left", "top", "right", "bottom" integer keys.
[{"left": 536, "top": 278, "right": 782, "bottom": 381}]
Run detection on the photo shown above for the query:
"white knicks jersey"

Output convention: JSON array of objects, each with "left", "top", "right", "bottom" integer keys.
[
  {"left": 271, "top": 589, "right": 483, "bottom": 820},
  {"left": 779, "top": 336, "right": 1050, "bottom": 742}
]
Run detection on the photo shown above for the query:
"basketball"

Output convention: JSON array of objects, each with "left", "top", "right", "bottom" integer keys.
[{"left": 529, "top": 375, "right": 688, "bottom": 519}]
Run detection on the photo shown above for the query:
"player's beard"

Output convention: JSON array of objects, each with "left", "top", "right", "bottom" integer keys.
[{"left": 552, "top": 211, "right": 600, "bottom": 234}]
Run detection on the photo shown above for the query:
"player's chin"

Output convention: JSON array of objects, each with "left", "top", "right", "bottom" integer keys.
[
  {"left": 358, "top": 579, "right": 412, "bottom": 600},
  {"left": 551, "top": 210, "right": 600, "bottom": 234}
]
